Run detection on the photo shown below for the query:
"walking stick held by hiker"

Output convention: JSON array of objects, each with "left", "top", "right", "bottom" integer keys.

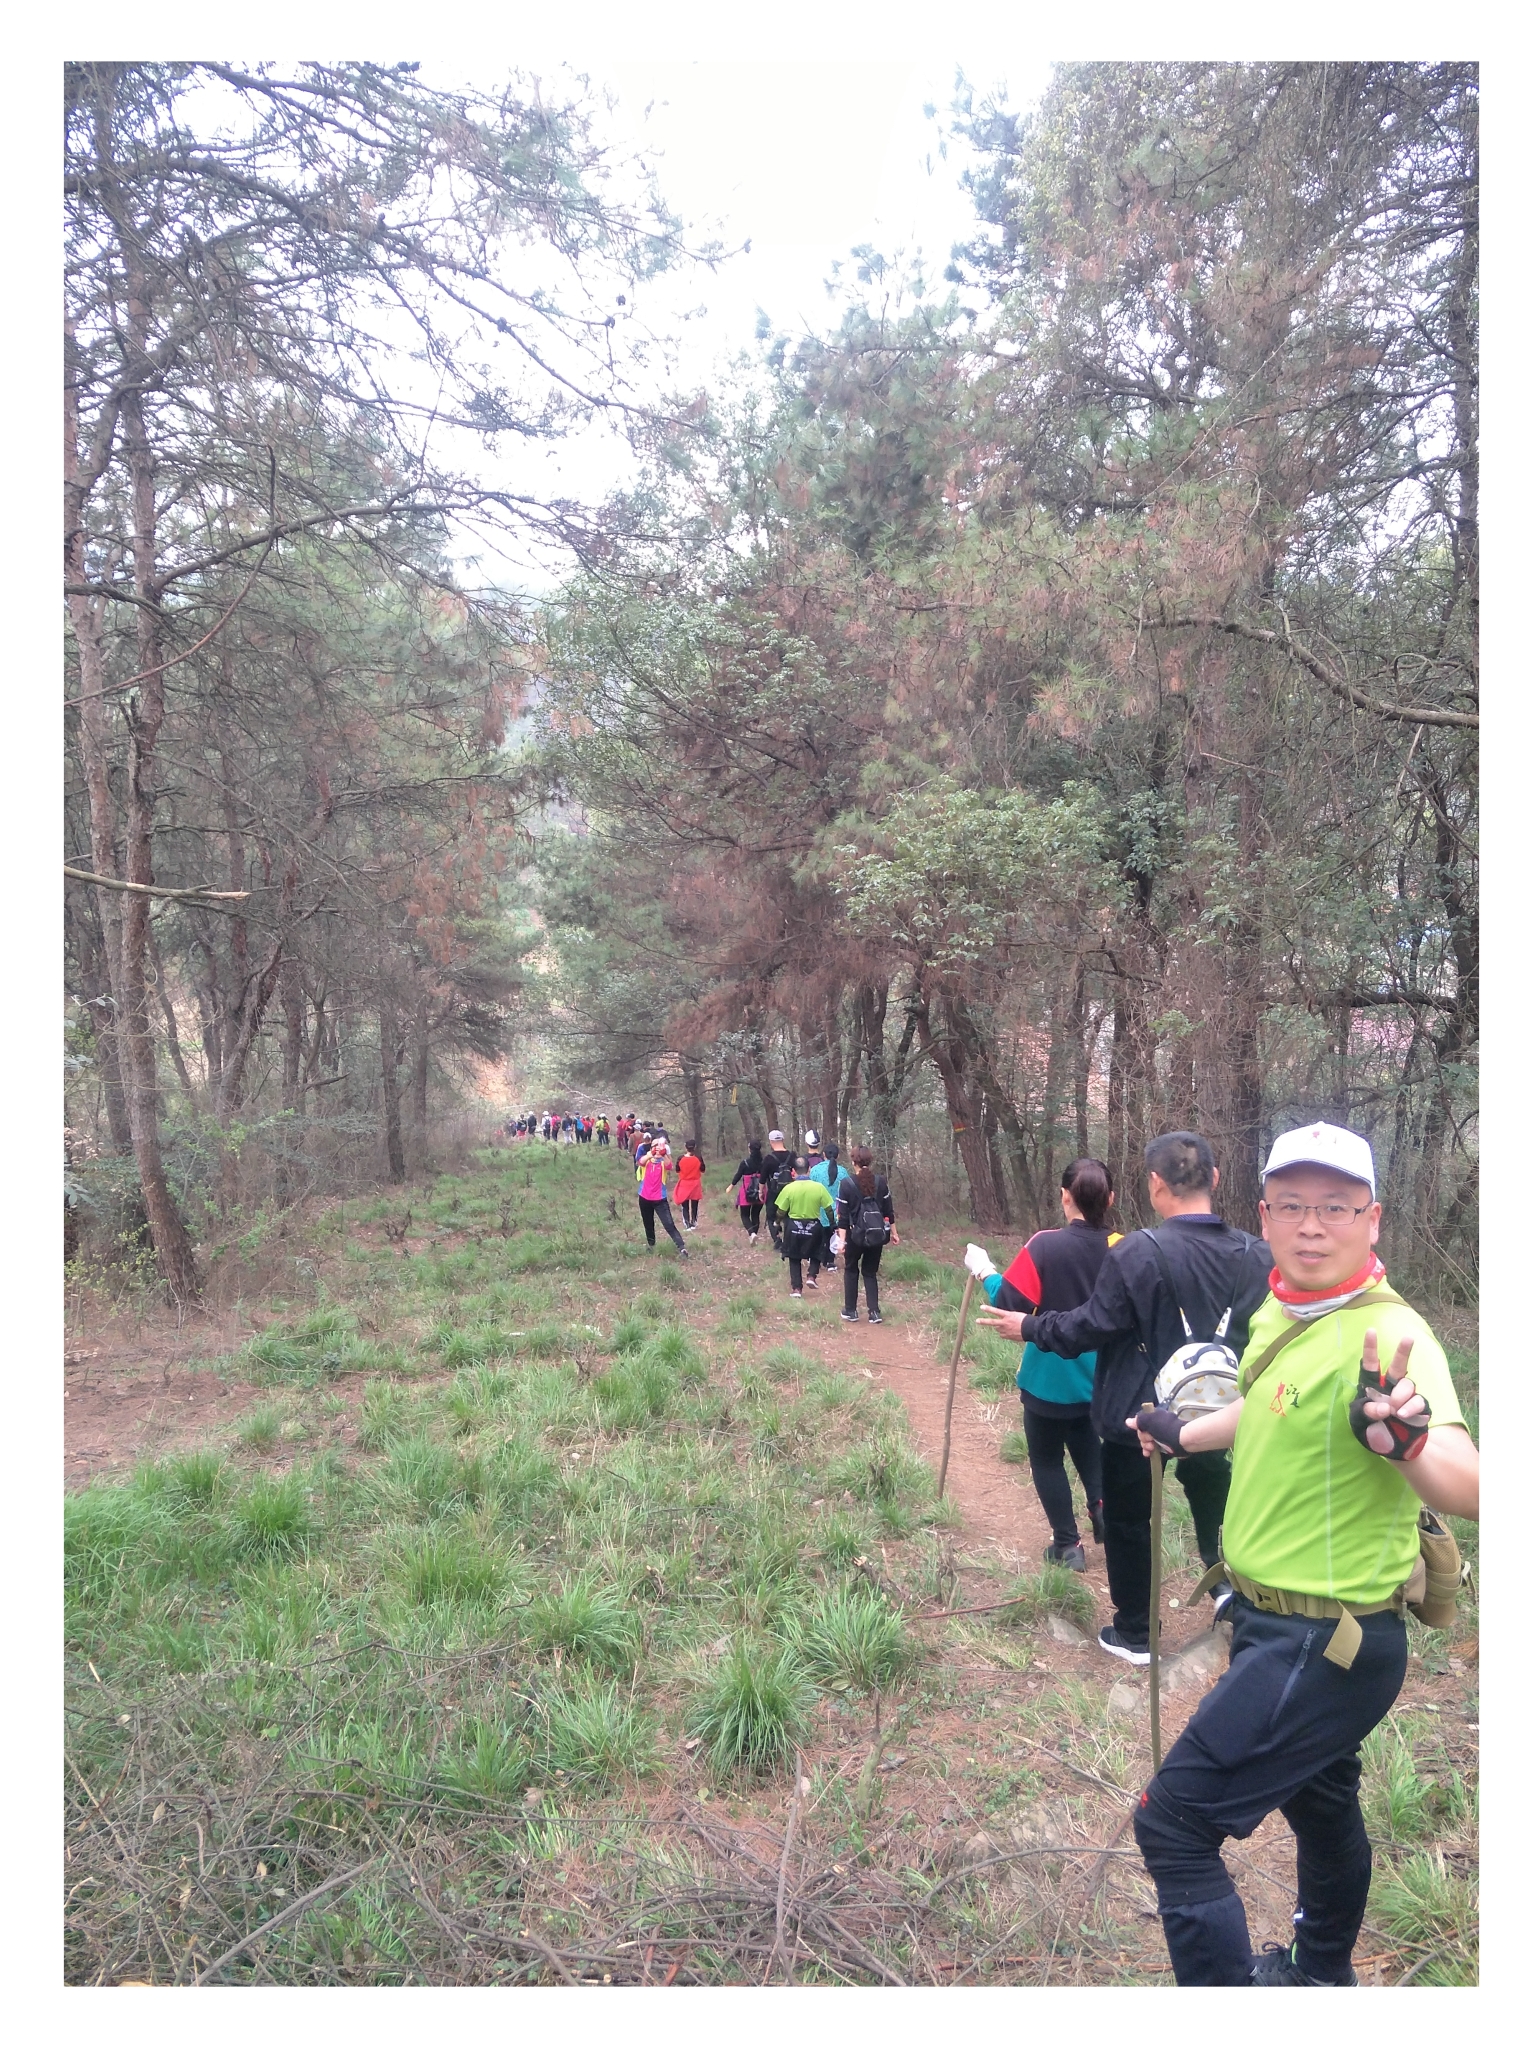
[
  {"left": 1142, "top": 1401, "right": 1164, "bottom": 1770},
  {"left": 938, "top": 1272, "right": 979, "bottom": 1500}
]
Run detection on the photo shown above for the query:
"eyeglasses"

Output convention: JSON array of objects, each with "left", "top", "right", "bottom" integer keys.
[{"left": 1261, "top": 1199, "right": 1373, "bottom": 1226}]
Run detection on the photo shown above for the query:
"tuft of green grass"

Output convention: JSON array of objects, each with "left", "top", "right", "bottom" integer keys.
[
  {"left": 400, "top": 1533, "right": 502, "bottom": 1608},
  {"left": 815, "top": 1511, "right": 871, "bottom": 1571},
  {"left": 966, "top": 1331, "right": 1019, "bottom": 1397},
  {"left": 1361, "top": 1717, "right": 1470, "bottom": 1845},
  {"left": 357, "top": 1379, "right": 412, "bottom": 1450},
  {"left": 998, "top": 1429, "right": 1030, "bottom": 1466},
  {"left": 238, "top": 1402, "right": 283, "bottom": 1448},
  {"left": 229, "top": 1472, "right": 311, "bottom": 1557},
  {"left": 880, "top": 1250, "right": 938, "bottom": 1286},
  {"left": 995, "top": 1563, "right": 1096, "bottom": 1631},
  {"left": 439, "top": 1720, "right": 532, "bottom": 1809},
  {"left": 721, "top": 1291, "right": 765, "bottom": 1336},
  {"left": 379, "top": 1437, "right": 486, "bottom": 1517},
  {"left": 539, "top": 1674, "right": 656, "bottom": 1788},
  {"left": 828, "top": 1436, "right": 931, "bottom": 1508},
  {"left": 782, "top": 1586, "right": 918, "bottom": 1695},
  {"left": 524, "top": 1574, "right": 640, "bottom": 1673},
  {"left": 164, "top": 1448, "right": 228, "bottom": 1507},
  {"left": 686, "top": 1641, "right": 815, "bottom": 1777},
  {"left": 1369, "top": 1848, "right": 1478, "bottom": 1985},
  {"left": 593, "top": 1351, "right": 677, "bottom": 1430},
  {"left": 760, "top": 1343, "right": 815, "bottom": 1383}
]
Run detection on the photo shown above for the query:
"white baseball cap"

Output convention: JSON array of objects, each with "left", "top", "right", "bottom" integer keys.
[
  {"left": 803, "top": 1128, "right": 820, "bottom": 1147},
  {"left": 1262, "top": 1122, "right": 1376, "bottom": 1196}
]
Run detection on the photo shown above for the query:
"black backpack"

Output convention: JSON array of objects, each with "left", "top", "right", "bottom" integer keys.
[{"left": 846, "top": 1186, "right": 888, "bottom": 1250}]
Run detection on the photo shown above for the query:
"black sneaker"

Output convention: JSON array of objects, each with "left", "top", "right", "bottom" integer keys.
[
  {"left": 1251, "top": 1942, "right": 1357, "bottom": 1987},
  {"left": 840, "top": 1310, "right": 859, "bottom": 1322},
  {"left": 1043, "top": 1541, "right": 1087, "bottom": 1572},
  {"left": 1087, "top": 1499, "right": 1106, "bottom": 1546},
  {"left": 1097, "top": 1625, "right": 1151, "bottom": 1666},
  {"left": 867, "top": 1312, "right": 883, "bottom": 1324}
]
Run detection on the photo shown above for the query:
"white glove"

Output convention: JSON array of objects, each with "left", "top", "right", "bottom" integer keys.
[{"left": 963, "top": 1243, "right": 998, "bottom": 1280}]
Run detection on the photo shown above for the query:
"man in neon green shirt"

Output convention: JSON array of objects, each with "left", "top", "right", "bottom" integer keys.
[
  {"left": 1127, "top": 1121, "right": 1478, "bottom": 1987},
  {"left": 774, "top": 1157, "right": 835, "bottom": 1298}
]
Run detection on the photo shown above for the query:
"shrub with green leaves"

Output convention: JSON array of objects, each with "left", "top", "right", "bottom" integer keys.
[{"left": 687, "top": 1641, "right": 815, "bottom": 1777}]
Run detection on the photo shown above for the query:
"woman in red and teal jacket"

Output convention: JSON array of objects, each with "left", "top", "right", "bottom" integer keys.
[{"left": 968, "top": 1158, "right": 1119, "bottom": 1570}]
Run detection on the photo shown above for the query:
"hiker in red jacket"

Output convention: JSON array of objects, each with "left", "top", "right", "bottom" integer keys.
[{"left": 673, "top": 1139, "right": 705, "bottom": 1230}]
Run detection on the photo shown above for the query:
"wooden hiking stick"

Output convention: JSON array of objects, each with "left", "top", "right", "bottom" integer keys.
[
  {"left": 937, "top": 1272, "right": 978, "bottom": 1500},
  {"left": 1143, "top": 1401, "right": 1164, "bottom": 1770}
]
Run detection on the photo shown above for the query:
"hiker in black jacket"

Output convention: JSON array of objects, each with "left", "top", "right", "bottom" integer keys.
[
  {"left": 728, "top": 1138, "right": 768, "bottom": 1241},
  {"left": 761, "top": 1130, "right": 796, "bottom": 1252},
  {"left": 998, "top": 1132, "right": 1271, "bottom": 1665}
]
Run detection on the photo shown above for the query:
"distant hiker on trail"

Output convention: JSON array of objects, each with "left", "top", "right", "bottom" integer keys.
[
  {"left": 762, "top": 1130, "right": 796, "bottom": 1254},
  {"left": 596, "top": 1115, "right": 610, "bottom": 1146},
  {"left": 728, "top": 1139, "right": 767, "bottom": 1241},
  {"left": 811, "top": 1141, "right": 855, "bottom": 1273},
  {"left": 835, "top": 1146, "right": 895, "bottom": 1324},
  {"left": 983, "top": 1132, "right": 1271, "bottom": 1664},
  {"left": 969, "top": 1157, "right": 1119, "bottom": 1571},
  {"left": 635, "top": 1135, "right": 688, "bottom": 1259},
  {"left": 1126, "top": 1121, "right": 1478, "bottom": 1987},
  {"left": 774, "top": 1157, "right": 835, "bottom": 1298},
  {"left": 674, "top": 1140, "right": 705, "bottom": 1229}
]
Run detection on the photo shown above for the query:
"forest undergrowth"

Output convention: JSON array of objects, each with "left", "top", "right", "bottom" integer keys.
[{"left": 64, "top": 1146, "right": 1479, "bottom": 1987}]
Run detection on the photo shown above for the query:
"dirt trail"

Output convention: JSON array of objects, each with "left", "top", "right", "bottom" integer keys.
[{"left": 696, "top": 1201, "right": 1233, "bottom": 1737}]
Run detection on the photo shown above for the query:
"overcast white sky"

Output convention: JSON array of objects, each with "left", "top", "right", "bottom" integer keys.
[{"left": 480, "top": 54, "right": 1056, "bottom": 584}]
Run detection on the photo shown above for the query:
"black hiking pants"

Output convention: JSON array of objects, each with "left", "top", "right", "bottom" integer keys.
[
  {"left": 680, "top": 1199, "right": 699, "bottom": 1226},
  {"left": 842, "top": 1245, "right": 882, "bottom": 1317},
  {"left": 738, "top": 1202, "right": 762, "bottom": 1236},
  {"left": 638, "top": 1196, "right": 686, "bottom": 1253},
  {"left": 1100, "top": 1439, "right": 1230, "bottom": 1645},
  {"left": 1021, "top": 1405, "right": 1102, "bottom": 1547},
  {"left": 1133, "top": 1596, "right": 1407, "bottom": 1985}
]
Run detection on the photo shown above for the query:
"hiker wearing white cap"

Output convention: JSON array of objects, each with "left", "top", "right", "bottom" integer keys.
[{"left": 1128, "top": 1121, "right": 1478, "bottom": 1987}]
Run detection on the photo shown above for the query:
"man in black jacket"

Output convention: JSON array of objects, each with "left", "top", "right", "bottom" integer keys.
[
  {"left": 761, "top": 1130, "right": 796, "bottom": 1253},
  {"left": 1014, "top": 1132, "right": 1271, "bottom": 1664}
]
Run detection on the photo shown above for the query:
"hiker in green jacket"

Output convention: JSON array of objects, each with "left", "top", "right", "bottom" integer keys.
[
  {"left": 1128, "top": 1121, "right": 1478, "bottom": 1987},
  {"left": 774, "top": 1157, "right": 836, "bottom": 1299}
]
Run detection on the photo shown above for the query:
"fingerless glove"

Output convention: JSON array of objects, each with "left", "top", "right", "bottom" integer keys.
[
  {"left": 1136, "top": 1406, "right": 1185, "bottom": 1454},
  {"left": 1348, "top": 1367, "right": 1431, "bottom": 1461}
]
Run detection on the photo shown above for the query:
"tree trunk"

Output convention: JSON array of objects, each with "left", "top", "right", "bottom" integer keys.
[
  {"left": 681, "top": 1053, "right": 707, "bottom": 1152},
  {"left": 410, "top": 994, "right": 431, "bottom": 1172},
  {"left": 912, "top": 985, "right": 1010, "bottom": 1229},
  {"left": 380, "top": 1005, "right": 407, "bottom": 1183}
]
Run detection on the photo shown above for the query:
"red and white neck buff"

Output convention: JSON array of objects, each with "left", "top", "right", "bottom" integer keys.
[{"left": 1271, "top": 1253, "right": 1387, "bottom": 1320}]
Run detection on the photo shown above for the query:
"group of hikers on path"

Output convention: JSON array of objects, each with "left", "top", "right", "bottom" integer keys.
[
  {"left": 500, "top": 1096, "right": 1479, "bottom": 1988},
  {"left": 505, "top": 1110, "right": 609, "bottom": 1144},
  {"left": 726, "top": 1128, "right": 898, "bottom": 1319}
]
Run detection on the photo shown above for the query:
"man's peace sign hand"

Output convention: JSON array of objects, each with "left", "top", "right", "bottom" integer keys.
[{"left": 1348, "top": 1328, "right": 1431, "bottom": 1461}]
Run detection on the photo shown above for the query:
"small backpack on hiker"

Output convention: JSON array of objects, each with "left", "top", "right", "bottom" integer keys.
[{"left": 845, "top": 1185, "right": 890, "bottom": 1252}]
